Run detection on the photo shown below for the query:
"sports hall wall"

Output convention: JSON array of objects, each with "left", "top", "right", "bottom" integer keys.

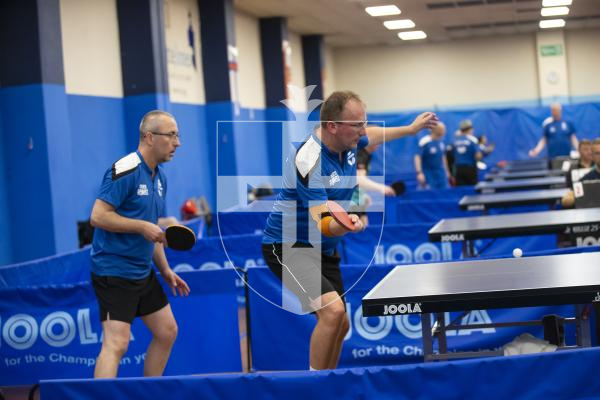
[
  {"left": 333, "top": 29, "right": 600, "bottom": 111},
  {"left": 0, "top": 0, "right": 599, "bottom": 266}
]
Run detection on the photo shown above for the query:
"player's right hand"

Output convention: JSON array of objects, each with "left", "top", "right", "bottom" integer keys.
[
  {"left": 411, "top": 112, "right": 439, "bottom": 133},
  {"left": 349, "top": 214, "right": 365, "bottom": 232},
  {"left": 383, "top": 185, "right": 396, "bottom": 196},
  {"left": 141, "top": 222, "right": 166, "bottom": 244}
]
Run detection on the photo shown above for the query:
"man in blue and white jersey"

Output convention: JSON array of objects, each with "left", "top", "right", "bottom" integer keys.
[
  {"left": 262, "top": 91, "right": 438, "bottom": 370},
  {"left": 90, "top": 110, "right": 190, "bottom": 378},
  {"left": 529, "top": 103, "right": 578, "bottom": 160},
  {"left": 414, "top": 122, "right": 451, "bottom": 189},
  {"left": 452, "top": 119, "right": 482, "bottom": 186}
]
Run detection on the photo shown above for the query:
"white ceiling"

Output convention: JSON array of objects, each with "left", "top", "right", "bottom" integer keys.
[{"left": 234, "top": 0, "right": 600, "bottom": 46}]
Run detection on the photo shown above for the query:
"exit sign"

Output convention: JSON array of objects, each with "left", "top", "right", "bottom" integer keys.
[{"left": 540, "top": 44, "right": 563, "bottom": 57}]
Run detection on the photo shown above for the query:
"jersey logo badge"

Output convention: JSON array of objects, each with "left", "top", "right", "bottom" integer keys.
[
  {"left": 329, "top": 171, "right": 340, "bottom": 186},
  {"left": 137, "top": 184, "right": 149, "bottom": 196},
  {"left": 347, "top": 152, "right": 356, "bottom": 166},
  {"left": 157, "top": 179, "right": 163, "bottom": 197}
]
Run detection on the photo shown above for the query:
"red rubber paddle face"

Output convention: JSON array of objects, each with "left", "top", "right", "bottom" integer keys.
[{"left": 326, "top": 200, "right": 354, "bottom": 231}]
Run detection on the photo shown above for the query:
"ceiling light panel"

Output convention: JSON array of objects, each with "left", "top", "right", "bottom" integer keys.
[
  {"left": 384, "top": 19, "right": 416, "bottom": 29},
  {"left": 365, "top": 5, "right": 401, "bottom": 17}
]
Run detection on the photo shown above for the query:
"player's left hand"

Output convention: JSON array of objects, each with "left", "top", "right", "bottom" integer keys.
[
  {"left": 164, "top": 269, "right": 191, "bottom": 296},
  {"left": 349, "top": 214, "right": 365, "bottom": 232},
  {"left": 411, "top": 112, "right": 439, "bottom": 133}
]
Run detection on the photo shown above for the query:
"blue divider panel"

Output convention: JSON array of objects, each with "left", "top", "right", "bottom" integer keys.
[
  {"left": 0, "top": 248, "right": 92, "bottom": 289},
  {"left": 247, "top": 265, "right": 579, "bottom": 370},
  {"left": 0, "top": 269, "right": 241, "bottom": 385},
  {"left": 1, "top": 220, "right": 581, "bottom": 292},
  {"left": 40, "top": 348, "right": 600, "bottom": 400},
  {"left": 166, "top": 232, "right": 265, "bottom": 272}
]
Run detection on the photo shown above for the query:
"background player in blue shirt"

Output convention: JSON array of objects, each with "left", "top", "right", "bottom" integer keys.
[
  {"left": 414, "top": 122, "right": 451, "bottom": 189},
  {"left": 451, "top": 120, "right": 482, "bottom": 186},
  {"left": 529, "top": 103, "right": 578, "bottom": 159},
  {"left": 90, "top": 110, "right": 190, "bottom": 378},
  {"left": 262, "top": 91, "right": 437, "bottom": 371}
]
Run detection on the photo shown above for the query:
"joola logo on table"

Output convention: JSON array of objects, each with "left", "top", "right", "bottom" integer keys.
[
  {"left": 593, "top": 292, "right": 600, "bottom": 303},
  {"left": 383, "top": 303, "right": 422, "bottom": 315},
  {"left": 441, "top": 233, "right": 464, "bottom": 242}
]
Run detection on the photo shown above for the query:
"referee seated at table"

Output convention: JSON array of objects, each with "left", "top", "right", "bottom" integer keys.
[{"left": 562, "top": 138, "right": 598, "bottom": 208}]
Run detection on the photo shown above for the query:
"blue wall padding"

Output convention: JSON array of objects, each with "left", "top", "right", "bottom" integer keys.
[
  {"left": 43, "top": 84, "right": 78, "bottom": 254},
  {"left": 122, "top": 93, "right": 171, "bottom": 150},
  {"left": 68, "top": 94, "right": 128, "bottom": 220},
  {"left": 165, "top": 102, "right": 212, "bottom": 217},
  {"left": 1, "top": 84, "right": 63, "bottom": 261}
]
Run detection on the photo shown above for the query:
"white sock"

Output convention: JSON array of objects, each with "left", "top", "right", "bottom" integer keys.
[{"left": 309, "top": 366, "right": 319, "bottom": 371}]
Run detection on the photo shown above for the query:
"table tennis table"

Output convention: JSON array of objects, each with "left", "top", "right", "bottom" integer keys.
[
  {"left": 485, "top": 169, "right": 564, "bottom": 181},
  {"left": 475, "top": 176, "right": 566, "bottom": 193},
  {"left": 459, "top": 188, "right": 569, "bottom": 211},
  {"left": 429, "top": 207, "right": 600, "bottom": 257},
  {"left": 501, "top": 159, "right": 548, "bottom": 172},
  {"left": 362, "top": 252, "right": 600, "bottom": 361}
]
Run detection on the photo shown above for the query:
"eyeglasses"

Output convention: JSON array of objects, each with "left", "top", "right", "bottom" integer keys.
[
  {"left": 149, "top": 131, "right": 180, "bottom": 140},
  {"left": 336, "top": 121, "right": 368, "bottom": 129}
]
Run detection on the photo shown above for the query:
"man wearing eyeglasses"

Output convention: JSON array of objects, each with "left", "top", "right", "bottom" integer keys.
[
  {"left": 262, "top": 91, "right": 437, "bottom": 371},
  {"left": 89, "top": 110, "right": 190, "bottom": 378}
]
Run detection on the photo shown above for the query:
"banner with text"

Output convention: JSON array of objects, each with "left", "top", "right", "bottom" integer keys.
[{"left": 0, "top": 269, "right": 241, "bottom": 385}]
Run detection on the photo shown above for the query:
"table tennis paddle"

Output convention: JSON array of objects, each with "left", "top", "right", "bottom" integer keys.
[
  {"left": 326, "top": 200, "right": 355, "bottom": 231},
  {"left": 391, "top": 180, "right": 405, "bottom": 196},
  {"left": 165, "top": 225, "right": 196, "bottom": 251}
]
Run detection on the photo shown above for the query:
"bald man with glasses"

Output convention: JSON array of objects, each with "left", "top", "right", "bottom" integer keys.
[
  {"left": 262, "top": 91, "right": 437, "bottom": 371},
  {"left": 89, "top": 110, "right": 190, "bottom": 378}
]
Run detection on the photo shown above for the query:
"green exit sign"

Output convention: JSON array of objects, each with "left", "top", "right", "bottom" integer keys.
[{"left": 540, "top": 44, "right": 563, "bottom": 57}]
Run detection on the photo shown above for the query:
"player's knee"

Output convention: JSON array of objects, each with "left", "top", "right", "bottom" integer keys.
[
  {"left": 104, "top": 335, "right": 130, "bottom": 358},
  {"left": 321, "top": 301, "right": 346, "bottom": 326},
  {"left": 156, "top": 320, "right": 178, "bottom": 344}
]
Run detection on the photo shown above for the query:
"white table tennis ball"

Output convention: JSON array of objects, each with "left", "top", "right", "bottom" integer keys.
[{"left": 513, "top": 248, "right": 523, "bottom": 258}]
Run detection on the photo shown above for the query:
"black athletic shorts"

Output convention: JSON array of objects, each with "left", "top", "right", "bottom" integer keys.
[
  {"left": 91, "top": 269, "right": 169, "bottom": 323},
  {"left": 262, "top": 242, "right": 345, "bottom": 312},
  {"left": 454, "top": 165, "right": 478, "bottom": 186}
]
